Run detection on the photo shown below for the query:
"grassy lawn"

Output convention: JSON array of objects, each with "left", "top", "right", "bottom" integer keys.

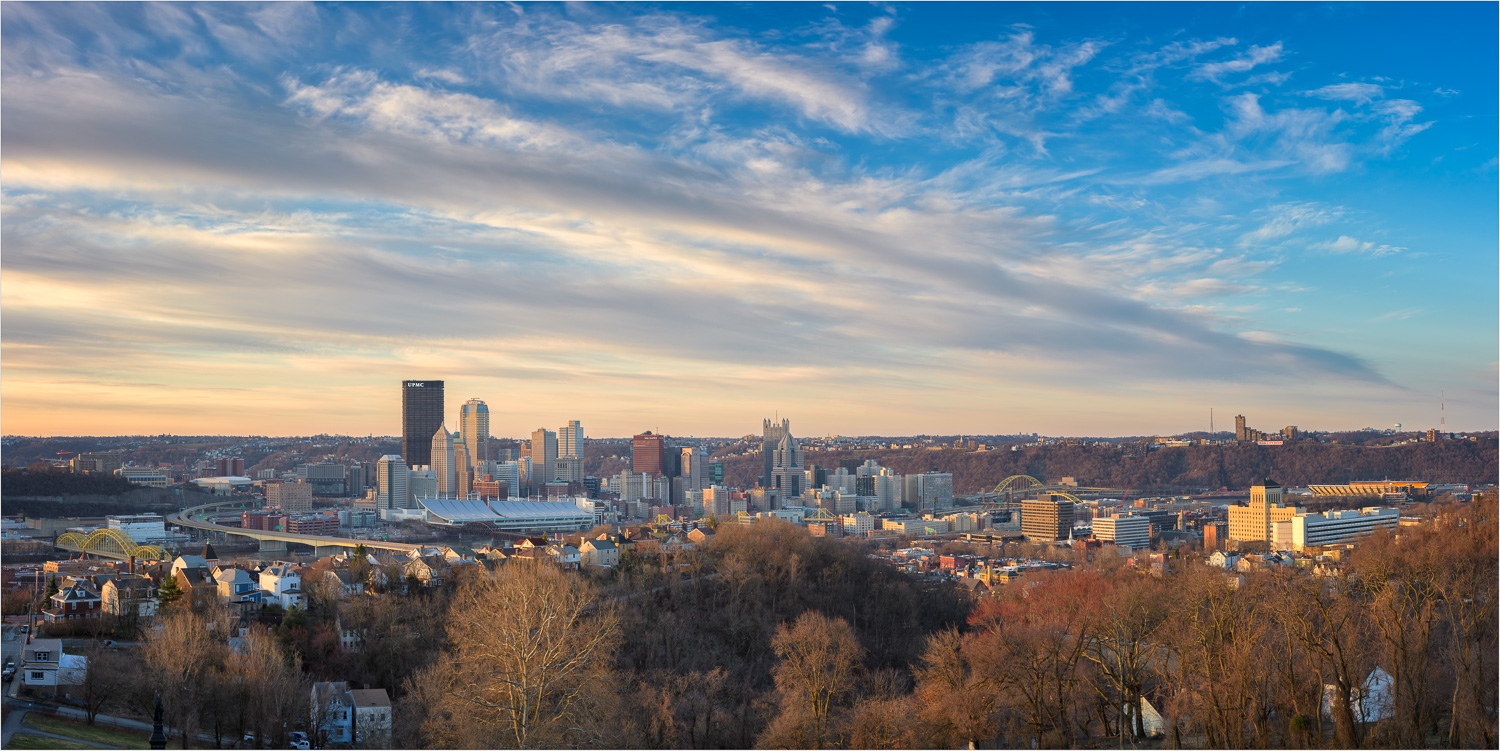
[
  {"left": 22, "top": 713, "right": 151, "bottom": 749},
  {"left": 8, "top": 733, "right": 100, "bottom": 750}
]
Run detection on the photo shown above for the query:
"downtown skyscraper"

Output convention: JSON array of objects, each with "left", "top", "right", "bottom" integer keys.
[
  {"left": 401, "top": 380, "right": 444, "bottom": 468},
  {"left": 461, "top": 398, "right": 490, "bottom": 466}
]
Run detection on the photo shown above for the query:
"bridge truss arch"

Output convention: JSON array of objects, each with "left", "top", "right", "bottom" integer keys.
[
  {"left": 991, "top": 475, "right": 1044, "bottom": 496},
  {"left": 56, "top": 529, "right": 168, "bottom": 561}
]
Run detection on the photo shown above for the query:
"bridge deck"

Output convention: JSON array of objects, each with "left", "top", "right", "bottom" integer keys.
[{"left": 169, "top": 502, "right": 423, "bottom": 553}]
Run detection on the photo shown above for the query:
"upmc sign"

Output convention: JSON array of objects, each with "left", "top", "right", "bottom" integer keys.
[{"left": 406, "top": 382, "right": 425, "bottom": 388}]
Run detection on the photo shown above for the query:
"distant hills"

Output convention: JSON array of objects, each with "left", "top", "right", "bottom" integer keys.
[{"left": 718, "top": 439, "right": 1499, "bottom": 494}]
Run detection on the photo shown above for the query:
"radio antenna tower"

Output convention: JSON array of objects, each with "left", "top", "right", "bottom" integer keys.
[{"left": 1441, "top": 391, "right": 1445, "bottom": 431}]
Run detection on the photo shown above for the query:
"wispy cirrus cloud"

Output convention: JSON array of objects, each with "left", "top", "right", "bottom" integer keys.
[
  {"left": 4, "top": 1, "right": 1481, "bottom": 436},
  {"left": 1188, "top": 42, "right": 1283, "bottom": 83}
]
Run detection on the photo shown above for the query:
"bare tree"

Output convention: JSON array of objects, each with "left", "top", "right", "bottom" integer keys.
[
  {"left": 76, "top": 642, "right": 128, "bottom": 724},
  {"left": 764, "top": 610, "right": 864, "bottom": 749},
  {"left": 142, "top": 608, "right": 223, "bottom": 749},
  {"left": 425, "top": 564, "right": 620, "bottom": 748}
]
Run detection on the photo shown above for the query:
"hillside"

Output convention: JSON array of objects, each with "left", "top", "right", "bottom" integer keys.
[{"left": 717, "top": 439, "right": 1498, "bottom": 494}]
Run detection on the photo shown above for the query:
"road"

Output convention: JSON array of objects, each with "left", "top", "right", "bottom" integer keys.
[{"left": 167, "top": 501, "right": 422, "bottom": 554}]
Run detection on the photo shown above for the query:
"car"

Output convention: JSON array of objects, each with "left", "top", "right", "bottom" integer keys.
[
  {"left": 18, "top": 625, "right": 29, "bottom": 633},
  {"left": 288, "top": 731, "right": 311, "bottom": 749}
]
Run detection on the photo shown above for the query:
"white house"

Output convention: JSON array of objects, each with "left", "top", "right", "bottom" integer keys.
[
  {"left": 259, "top": 563, "right": 304, "bottom": 610},
  {"left": 1323, "top": 667, "right": 1394, "bottom": 723},
  {"left": 20, "top": 639, "right": 84, "bottom": 694}
]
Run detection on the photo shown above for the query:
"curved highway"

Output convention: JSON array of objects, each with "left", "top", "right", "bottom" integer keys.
[{"left": 169, "top": 501, "right": 423, "bottom": 554}]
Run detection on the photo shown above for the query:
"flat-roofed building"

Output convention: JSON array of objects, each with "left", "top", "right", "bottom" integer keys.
[
  {"left": 1292, "top": 507, "right": 1399, "bottom": 551},
  {"left": 116, "top": 466, "right": 171, "bottom": 487},
  {"left": 1227, "top": 479, "right": 1302, "bottom": 542},
  {"left": 266, "top": 479, "right": 314, "bottom": 513},
  {"left": 1203, "top": 520, "right": 1227, "bottom": 551},
  {"left": 1094, "top": 514, "right": 1151, "bottom": 550},
  {"left": 1022, "top": 496, "right": 1075, "bottom": 542}
]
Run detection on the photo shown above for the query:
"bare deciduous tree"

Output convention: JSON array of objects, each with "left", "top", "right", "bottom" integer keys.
[{"left": 424, "top": 564, "right": 620, "bottom": 748}]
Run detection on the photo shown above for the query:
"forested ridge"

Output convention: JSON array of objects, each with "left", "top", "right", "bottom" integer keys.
[{"left": 717, "top": 439, "right": 1498, "bottom": 493}]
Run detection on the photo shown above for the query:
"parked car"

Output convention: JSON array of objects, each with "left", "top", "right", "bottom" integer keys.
[
  {"left": 18, "top": 625, "right": 29, "bottom": 633},
  {"left": 288, "top": 731, "right": 311, "bottom": 750},
  {"left": 3, "top": 666, "right": 16, "bottom": 682}
]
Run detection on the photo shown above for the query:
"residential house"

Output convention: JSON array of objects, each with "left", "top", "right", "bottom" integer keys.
[
  {"left": 170, "top": 555, "right": 209, "bottom": 577},
  {"left": 545, "top": 545, "right": 581, "bottom": 570},
  {"left": 259, "top": 563, "right": 304, "bottom": 610},
  {"left": 578, "top": 538, "right": 618, "bottom": 568},
  {"left": 214, "top": 567, "right": 264, "bottom": 614},
  {"left": 686, "top": 528, "right": 715, "bottom": 546},
  {"left": 401, "top": 556, "right": 446, "bottom": 588},
  {"left": 324, "top": 569, "right": 364, "bottom": 597},
  {"left": 20, "top": 638, "right": 84, "bottom": 695},
  {"left": 660, "top": 534, "right": 696, "bottom": 555},
  {"left": 42, "top": 582, "right": 102, "bottom": 622},
  {"left": 101, "top": 573, "right": 158, "bottom": 618},
  {"left": 1207, "top": 551, "right": 1239, "bottom": 569},
  {"left": 310, "top": 682, "right": 392, "bottom": 749}
]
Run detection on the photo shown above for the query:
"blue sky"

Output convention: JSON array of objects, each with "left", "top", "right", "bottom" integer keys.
[{"left": 2, "top": 2, "right": 1495, "bottom": 437}]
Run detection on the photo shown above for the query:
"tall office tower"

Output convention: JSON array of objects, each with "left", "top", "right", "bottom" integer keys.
[
  {"left": 432, "top": 425, "right": 456, "bottom": 498},
  {"left": 492, "top": 461, "right": 522, "bottom": 500},
  {"left": 678, "top": 447, "right": 703, "bottom": 495},
  {"left": 530, "top": 428, "right": 558, "bottom": 487},
  {"left": 402, "top": 380, "right": 445, "bottom": 467},
  {"left": 632, "top": 432, "right": 667, "bottom": 476},
  {"left": 1021, "top": 496, "right": 1076, "bottom": 542},
  {"left": 454, "top": 441, "right": 472, "bottom": 499},
  {"left": 559, "top": 420, "right": 584, "bottom": 464},
  {"left": 1234, "top": 414, "right": 1248, "bottom": 442},
  {"left": 875, "top": 473, "right": 902, "bottom": 513},
  {"left": 348, "top": 462, "right": 365, "bottom": 498},
  {"left": 461, "top": 399, "right": 490, "bottom": 465},
  {"left": 760, "top": 418, "right": 790, "bottom": 487},
  {"left": 376, "top": 455, "right": 409, "bottom": 511},
  {"left": 905, "top": 472, "right": 954, "bottom": 511},
  {"left": 555, "top": 455, "right": 583, "bottom": 483},
  {"left": 771, "top": 432, "right": 804, "bottom": 498}
]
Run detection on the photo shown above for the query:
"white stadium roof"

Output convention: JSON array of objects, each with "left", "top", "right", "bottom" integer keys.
[{"left": 418, "top": 499, "right": 592, "bottom": 530}]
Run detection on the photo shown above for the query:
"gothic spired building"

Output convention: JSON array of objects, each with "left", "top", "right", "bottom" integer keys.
[
  {"left": 760, "top": 417, "right": 790, "bottom": 487},
  {"left": 402, "top": 380, "right": 445, "bottom": 468}
]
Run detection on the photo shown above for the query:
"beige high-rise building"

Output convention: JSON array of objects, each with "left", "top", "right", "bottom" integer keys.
[
  {"left": 461, "top": 399, "right": 489, "bottom": 465},
  {"left": 266, "top": 480, "right": 313, "bottom": 513},
  {"left": 559, "top": 420, "right": 584, "bottom": 463},
  {"left": 1022, "top": 496, "right": 1075, "bottom": 542},
  {"left": 431, "top": 425, "right": 455, "bottom": 498},
  {"left": 531, "top": 428, "right": 558, "bottom": 487},
  {"left": 555, "top": 455, "right": 583, "bottom": 483},
  {"left": 453, "top": 442, "right": 472, "bottom": 499},
  {"left": 1227, "top": 479, "right": 1303, "bottom": 542}
]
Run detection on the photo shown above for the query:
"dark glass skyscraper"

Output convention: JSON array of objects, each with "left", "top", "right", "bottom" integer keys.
[{"left": 402, "top": 380, "right": 444, "bottom": 467}]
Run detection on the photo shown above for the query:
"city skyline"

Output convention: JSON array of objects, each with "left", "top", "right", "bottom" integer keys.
[{"left": 2, "top": 2, "right": 1496, "bottom": 437}]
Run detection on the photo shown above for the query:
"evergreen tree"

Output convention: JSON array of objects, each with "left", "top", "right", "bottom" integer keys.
[{"left": 157, "top": 573, "right": 183, "bottom": 607}]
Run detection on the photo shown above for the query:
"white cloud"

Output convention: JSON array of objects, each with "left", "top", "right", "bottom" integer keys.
[
  {"left": 1307, "top": 82, "right": 1384, "bottom": 104},
  {"left": 1189, "top": 42, "right": 1283, "bottom": 82},
  {"left": 1240, "top": 203, "right": 1342, "bottom": 244},
  {"left": 1317, "top": 235, "right": 1404, "bottom": 256}
]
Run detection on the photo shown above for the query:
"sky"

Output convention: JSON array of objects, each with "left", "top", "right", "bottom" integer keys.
[{"left": 1, "top": 2, "right": 1495, "bottom": 439}]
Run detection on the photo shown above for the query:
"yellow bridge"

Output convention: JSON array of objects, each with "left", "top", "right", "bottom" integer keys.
[
  {"left": 55, "top": 529, "right": 168, "bottom": 562},
  {"left": 971, "top": 474, "right": 1126, "bottom": 506}
]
